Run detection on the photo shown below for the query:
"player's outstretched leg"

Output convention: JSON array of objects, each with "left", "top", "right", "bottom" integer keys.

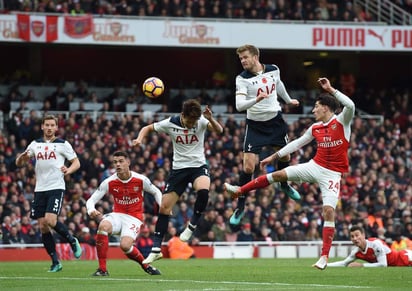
[{"left": 224, "top": 183, "right": 241, "bottom": 198}]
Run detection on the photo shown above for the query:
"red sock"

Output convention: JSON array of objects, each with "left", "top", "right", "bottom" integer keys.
[
  {"left": 125, "top": 246, "right": 148, "bottom": 268},
  {"left": 96, "top": 233, "right": 109, "bottom": 272},
  {"left": 321, "top": 227, "right": 335, "bottom": 257},
  {"left": 241, "top": 175, "right": 270, "bottom": 193}
]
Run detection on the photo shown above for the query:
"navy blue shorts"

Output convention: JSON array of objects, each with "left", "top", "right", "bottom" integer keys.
[
  {"left": 31, "top": 189, "right": 65, "bottom": 219},
  {"left": 243, "top": 113, "right": 288, "bottom": 154},
  {"left": 164, "top": 165, "right": 209, "bottom": 196}
]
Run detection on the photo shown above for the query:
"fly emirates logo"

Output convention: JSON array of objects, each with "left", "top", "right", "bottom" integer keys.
[
  {"left": 318, "top": 136, "right": 343, "bottom": 148},
  {"left": 115, "top": 196, "right": 139, "bottom": 205}
]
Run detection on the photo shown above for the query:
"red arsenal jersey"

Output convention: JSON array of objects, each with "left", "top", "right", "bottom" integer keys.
[{"left": 312, "top": 117, "right": 349, "bottom": 173}]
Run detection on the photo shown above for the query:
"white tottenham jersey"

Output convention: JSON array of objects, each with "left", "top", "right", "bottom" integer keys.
[
  {"left": 154, "top": 115, "right": 208, "bottom": 170},
  {"left": 235, "top": 64, "right": 292, "bottom": 121},
  {"left": 27, "top": 137, "right": 78, "bottom": 191}
]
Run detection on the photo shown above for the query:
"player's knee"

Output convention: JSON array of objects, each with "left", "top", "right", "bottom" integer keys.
[
  {"left": 98, "top": 221, "right": 112, "bottom": 233},
  {"left": 159, "top": 193, "right": 176, "bottom": 214},
  {"left": 45, "top": 217, "right": 57, "bottom": 228},
  {"left": 194, "top": 189, "right": 209, "bottom": 213},
  {"left": 243, "top": 164, "right": 255, "bottom": 174},
  {"left": 323, "top": 206, "right": 335, "bottom": 220},
  {"left": 272, "top": 170, "right": 287, "bottom": 182},
  {"left": 120, "top": 241, "right": 132, "bottom": 252},
  {"left": 159, "top": 204, "right": 173, "bottom": 215}
]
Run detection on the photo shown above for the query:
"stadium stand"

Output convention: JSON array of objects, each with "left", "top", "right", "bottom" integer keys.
[{"left": 0, "top": 97, "right": 411, "bottom": 247}]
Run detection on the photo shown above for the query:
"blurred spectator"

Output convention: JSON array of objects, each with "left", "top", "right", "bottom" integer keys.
[
  {"left": 136, "top": 225, "right": 154, "bottom": 258},
  {"left": 3, "top": 225, "right": 25, "bottom": 244},
  {"left": 391, "top": 233, "right": 412, "bottom": 251},
  {"left": 210, "top": 214, "right": 230, "bottom": 242},
  {"left": 174, "top": 201, "right": 193, "bottom": 233},
  {"left": 237, "top": 222, "right": 254, "bottom": 242},
  {"left": 78, "top": 226, "right": 96, "bottom": 246},
  {"left": 193, "top": 207, "right": 217, "bottom": 241}
]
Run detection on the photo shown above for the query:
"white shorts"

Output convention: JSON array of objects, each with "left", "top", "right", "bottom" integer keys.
[
  {"left": 284, "top": 160, "right": 342, "bottom": 208},
  {"left": 102, "top": 212, "right": 143, "bottom": 240}
]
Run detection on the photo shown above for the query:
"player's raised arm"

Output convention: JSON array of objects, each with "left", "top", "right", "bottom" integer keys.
[
  {"left": 203, "top": 106, "right": 223, "bottom": 134},
  {"left": 132, "top": 124, "right": 155, "bottom": 147}
]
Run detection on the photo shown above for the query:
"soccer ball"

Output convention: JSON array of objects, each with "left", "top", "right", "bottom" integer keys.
[{"left": 142, "top": 77, "right": 164, "bottom": 98}]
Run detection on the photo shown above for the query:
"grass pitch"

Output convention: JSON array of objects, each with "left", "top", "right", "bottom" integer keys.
[{"left": 0, "top": 258, "right": 410, "bottom": 290}]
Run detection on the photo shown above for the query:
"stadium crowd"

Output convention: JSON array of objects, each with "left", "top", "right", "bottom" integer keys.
[
  {"left": 3, "top": 0, "right": 411, "bottom": 22},
  {"left": 0, "top": 79, "right": 411, "bottom": 251}
]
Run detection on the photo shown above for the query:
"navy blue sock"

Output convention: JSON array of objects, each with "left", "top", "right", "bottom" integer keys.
[
  {"left": 190, "top": 189, "right": 209, "bottom": 226},
  {"left": 237, "top": 172, "right": 252, "bottom": 211},
  {"left": 152, "top": 214, "right": 169, "bottom": 249},
  {"left": 53, "top": 221, "right": 75, "bottom": 243},
  {"left": 42, "top": 232, "right": 59, "bottom": 264}
]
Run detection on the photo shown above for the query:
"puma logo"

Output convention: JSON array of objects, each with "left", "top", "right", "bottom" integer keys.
[{"left": 367, "top": 29, "right": 387, "bottom": 46}]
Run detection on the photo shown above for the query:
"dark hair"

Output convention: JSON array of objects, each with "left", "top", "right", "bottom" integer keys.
[
  {"left": 349, "top": 225, "right": 364, "bottom": 234},
  {"left": 182, "top": 99, "right": 202, "bottom": 119},
  {"left": 42, "top": 114, "right": 58, "bottom": 124},
  {"left": 236, "top": 44, "right": 259, "bottom": 57},
  {"left": 113, "top": 151, "right": 129, "bottom": 159},
  {"left": 316, "top": 93, "right": 340, "bottom": 112}
]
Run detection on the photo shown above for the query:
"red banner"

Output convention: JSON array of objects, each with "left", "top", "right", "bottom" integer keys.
[
  {"left": 64, "top": 15, "right": 93, "bottom": 38},
  {"left": 17, "top": 14, "right": 58, "bottom": 42}
]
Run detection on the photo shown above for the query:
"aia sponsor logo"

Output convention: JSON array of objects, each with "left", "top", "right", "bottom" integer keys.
[
  {"left": 175, "top": 134, "right": 199, "bottom": 144},
  {"left": 36, "top": 151, "right": 57, "bottom": 160}
]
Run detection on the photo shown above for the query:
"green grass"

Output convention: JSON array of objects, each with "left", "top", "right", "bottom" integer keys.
[{"left": 0, "top": 258, "right": 411, "bottom": 290}]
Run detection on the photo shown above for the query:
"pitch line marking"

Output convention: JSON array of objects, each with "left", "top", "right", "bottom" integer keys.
[{"left": 0, "top": 276, "right": 373, "bottom": 289}]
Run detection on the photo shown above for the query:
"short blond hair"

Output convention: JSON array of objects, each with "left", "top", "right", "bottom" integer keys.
[{"left": 236, "top": 44, "right": 260, "bottom": 57}]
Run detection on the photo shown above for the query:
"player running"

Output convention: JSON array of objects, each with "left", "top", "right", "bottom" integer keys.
[{"left": 15, "top": 114, "right": 82, "bottom": 272}]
